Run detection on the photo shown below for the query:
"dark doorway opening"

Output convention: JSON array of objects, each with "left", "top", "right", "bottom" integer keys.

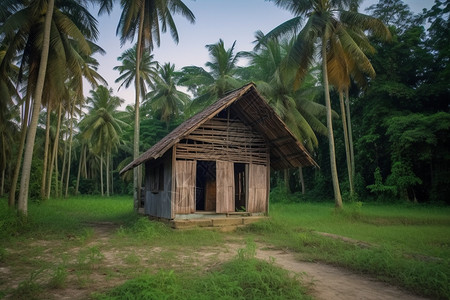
[
  {"left": 234, "top": 163, "right": 246, "bottom": 211},
  {"left": 196, "top": 161, "right": 216, "bottom": 211}
]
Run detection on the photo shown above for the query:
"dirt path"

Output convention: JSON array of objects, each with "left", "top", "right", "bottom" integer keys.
[
  {"left": 49, "top": 223, "right": 428, "bottom": 300},
  {"left": 250, "top": 244, "right": 428, "bottom": 300}
]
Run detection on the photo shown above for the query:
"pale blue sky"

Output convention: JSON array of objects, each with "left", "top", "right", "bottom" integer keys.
[{"left": 89, "top": 0, "right": 434, "bottom": 106}]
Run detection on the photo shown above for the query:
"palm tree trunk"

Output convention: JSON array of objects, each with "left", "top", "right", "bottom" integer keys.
[
  {"left": 345, "top": 88, "right": 355, "bottom": 189},
  {"left": 110, "top": 154, "right": 114, "bottom": 195},
  {"left": 322, "top": 36, "right": 343, "bottom": 208},
  {"left": 47, "top": 103, "right": 62, "bottom": 199},
  {"left": 284, "top": 169, "right": 291, "bottom": 193},
  {"left": 9, "top": 96, "right": 31, "bottom": 207},
  {"left": 133, "top": 6, "right": 145, "bottom": 211},
  {"left": 18, "top": 0, "right": 55, "bottom": 215},
  {"left": 60, "top": 129, "right": 67, "bottom": 197},
  {"left": 41, "top": 108, "right": 51, "bottom": 198},
  {"left": 1, "top": 138, "right": 5, "bottom": 196},
  {"left": 106, "top": 150, "right": 110, "bottom": 197},
  {"left": 65, "top": 103, "right": 75, "bottom": 197},
  {"left": 298, "top": 166, "right": 305, "bottom": 194},
  {"left": 100, "top": 152, "right": 104, "bottom": 196},
  {"left": 75, "top": 144, "right": 84, "bottom": 195},
  {"left": 339, "top": 90, "right": 354, "bottom": 197}
]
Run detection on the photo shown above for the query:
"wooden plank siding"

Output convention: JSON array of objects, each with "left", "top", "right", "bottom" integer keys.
[
  {"left": 144, "top": 152, "right": 172, "bottom": 219},
  {"left": 176, "top": 117, "right": 268, "bottom": 165},
  {"left": 247, "top": 164, "right": 268, "bottom": 213},
  {"left": 174, "top": 160, "right": 196, "bottom": 214},
  {"left": 216, "top": 161, "right": 235, "bottom": 213}
]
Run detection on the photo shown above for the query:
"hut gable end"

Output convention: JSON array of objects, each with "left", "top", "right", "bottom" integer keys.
[{"left": 119, "top": 83, "right": 318, "bottom": 175}]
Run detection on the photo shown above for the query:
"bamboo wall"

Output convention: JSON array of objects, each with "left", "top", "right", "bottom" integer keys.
[{"left": 176, "top": 116, "right": 268, "bottom": 165}]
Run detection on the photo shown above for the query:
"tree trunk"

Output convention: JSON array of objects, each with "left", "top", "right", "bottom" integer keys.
[
  {"left": 133, "top": 6, "right": 145, "bottom": 211},
  {"left": 75, "top": 144, "right": 84, "bottom": 195},
  {"left": 298, "top": 166, "right": 305, "bottom": 195},
  {"left": 18, "top": 0, "right": 54, "bottom": 215},
  {"left": 339, "top": 90, "right": 354, "bottom": 197},
  {"left": 345, "top": 88, "right": 355, "bottom": 188},
  {"left": 106, "top": 150, "right": 110, "bottom": 197},
  {"left": 322, "top": 35, "right": 343, "bottom": 209},
  {"left": 284, "top": 169, "right": 291, "bottom": 193},
  {"left": 100, "top": 152, "right": 104, "bottom": 196},
  {"left": 47, "top": 103, "right": 62, "bottom": 199},
  {"left": 0, "top": 138, "right": 5, "bottom": 196},
  {"left": 9, "top": 95, "right": 31, "bottom": 207},
  {"left": 60, "top": 128, "right": 67, "bottom": 197},
  {"left": 0, "top": 168, "right": 4, "bottom": 197},
  {"left": 65, "top": 103, "right": 74, "bottom": 197},
  {"left": 41, "top": 108, "right": 51, "bottom": 199},
  {"left": 110, "top": 152, "right": 114, "bottom": 195}
]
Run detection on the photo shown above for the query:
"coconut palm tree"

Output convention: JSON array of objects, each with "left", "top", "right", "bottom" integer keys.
[
  {"left": 116, "top": 0, "right": 195, "bottom": 210},
  {"left": 143, "top": 63, "right": 190, "bottom": 127},
  {"left": 243, "top": 32, "right": 330, "bottom": 193},
  {"left": 2, "top": 0, "right": 104, "bottom": 214},
  {"left": 179, "top": 39, "right": 244, "bottom": 113},
  {"left": 114, "top": 44, "right": 159, "bottom": 98},
  {"left": 80, "top": 86, "right": 126, "bottom": 196},
  {"left": 266, "top": 0, "right": 390, "bottom": 208}
]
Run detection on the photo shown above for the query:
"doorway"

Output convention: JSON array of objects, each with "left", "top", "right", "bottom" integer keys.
[
  {"left": 195, "top": 161, "right": 216, "bottom": 211},
  {"left": 234, "top": 163, "right": 246, "bottom": 211}
]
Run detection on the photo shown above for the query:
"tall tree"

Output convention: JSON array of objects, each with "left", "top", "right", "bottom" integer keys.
[
  {"left": 116, "top": 0, "right": 195, "bottom": 210},
  {"left": 179, "top": 39, "right": 243, "bottom": 113},
  {"left": 80, "top": 86, "right": 126, "bottom": 196},
  {"left": 114, "top": 44, "right": 159, "bottom": 97},
  {"left": 143, "top": 63, "right": 190, "bottom": 126},
  {"left": 245, "top": 33, "right": 330, "bottom": 192},
  {"left": 2, "top": 0, "right": 102, "bottom": 214},
  {"left": 267, "top": 0, "right": 390, "bottom": 208},
  {"left": 17, "top": 0, "right": 55, "bottom": 215}
]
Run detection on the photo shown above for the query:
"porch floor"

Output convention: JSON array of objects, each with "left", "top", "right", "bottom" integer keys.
[{"left": 170, "top": 215, "right": 267, "bottom": 229}]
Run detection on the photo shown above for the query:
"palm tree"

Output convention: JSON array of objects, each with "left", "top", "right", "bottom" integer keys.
[
  {"left": 16, "top": 0, "right": 55, "bottom": 215},
  {"left": 2, "top": 0, "right": 103, "bottom": 214},
  {"left": 179, "top": 39, "right": 244, "bottom": 113},
  {"left": 143, "top": 63, "right": 190, "bottom": 126},
  {"left": 244, "top": 33, "right": 330, "bottom": 193},
  {"left": 114, "top": 44, "right": 159, "bottom": 97},
  {"left": 116, "top": 0, "right": 195, "bottom": 210},
  {"left": 80, "top": 86, "right": 126, "bottom": 196},
  {"left": 266, "top": 0, "right": 390, "bottom": 208}
]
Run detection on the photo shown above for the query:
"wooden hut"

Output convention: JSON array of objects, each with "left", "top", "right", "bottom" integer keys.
[{"left": 120, "top": 83, "right": 318, "bottom": 227}]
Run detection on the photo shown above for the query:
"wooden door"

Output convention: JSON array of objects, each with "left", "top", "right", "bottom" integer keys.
[
  {"left": 216, "top": 160, "right": 234, "bottom": 213},
  {"left": 175, "top": 160, "right": 196, "bottom": 214},
  {"left": 247, "top": 164, "right": 267, "bottom": 213},
  {"left": 205, "top": 180, "right": 216, "bottom": 211}
]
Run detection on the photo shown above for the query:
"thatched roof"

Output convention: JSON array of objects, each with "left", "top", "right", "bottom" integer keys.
[{"left": 120, "top": 83, "right": 318, "bottom": 174}]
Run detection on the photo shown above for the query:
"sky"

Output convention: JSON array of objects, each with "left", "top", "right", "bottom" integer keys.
[{"left": 88, "top": 0, "right": 434, "bottom": 107}]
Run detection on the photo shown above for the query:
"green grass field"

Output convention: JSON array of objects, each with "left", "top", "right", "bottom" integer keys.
[
  {"left": 1, "top": 196, "right": 449, "bottom": 299},
  {"left": 245, "top": 201, "right": 450, "bottom": 298}
]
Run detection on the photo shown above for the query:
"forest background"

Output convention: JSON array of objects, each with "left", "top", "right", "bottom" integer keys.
[{"left": 0, "top": 0, "right": 448, "bottom": 210}]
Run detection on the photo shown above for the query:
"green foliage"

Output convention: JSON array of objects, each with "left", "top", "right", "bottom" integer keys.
[
  {"left": 366, "top": 167, "right": 396, "bottom": 200},
  {"left": 0, "top": 200, "right": 31, "bottom": 240},
  {"left": 117, "top": 217, "right": 171, "bottom": 240},
  {"left": 48, "top": 264, "right": 68, "bottom": 289},
  {"left": 11, "top": 269, "right": 44, "bottom": 300}
]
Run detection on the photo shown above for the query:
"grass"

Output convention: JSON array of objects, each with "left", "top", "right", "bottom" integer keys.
[
  {"left": 243, "top": 201, "right": 450, "bottom": 299},
  {"left": 1, "top": 196, "right": 449, "bottom": 299},
  {"left": 93, "top": 241, "right": 311, "bottom": 300}
]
